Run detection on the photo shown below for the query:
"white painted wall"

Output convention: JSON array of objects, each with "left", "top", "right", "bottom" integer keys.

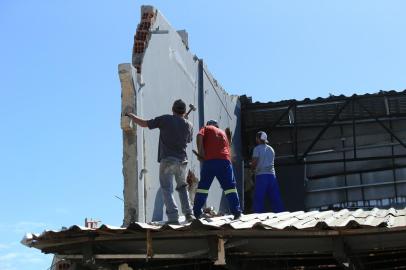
[{"left": 120, "top": 7, "right": 242, "bottom": 222}]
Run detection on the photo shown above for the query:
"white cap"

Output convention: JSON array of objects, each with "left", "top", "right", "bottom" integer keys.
[{"left": 257, "top": 131, "right": 269, "bottom": 143}]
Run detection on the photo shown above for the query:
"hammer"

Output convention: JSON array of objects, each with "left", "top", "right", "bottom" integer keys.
[{"left": 184, "top": 104, "right": 196, "bottom": 119}]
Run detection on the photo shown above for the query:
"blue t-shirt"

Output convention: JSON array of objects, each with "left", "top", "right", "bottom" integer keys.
[
  {"left": 147, "top": 114, "right": 193, "bottom": 162},
  {"left": 252, "top": 144, "right": 275, "bottom": 175}
]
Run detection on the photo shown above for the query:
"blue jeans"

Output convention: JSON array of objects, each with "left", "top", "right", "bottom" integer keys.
[
  {"left": 193, "top": 159, "right": 242, "bottom": 218},
  {"left": 253, "top": 174, "right": 285, "bottom": 213},
  {"left": 159, "top": 158, "right": 193, "bottom": 222},
  {"left": 152, "top": 188, "right": 164, "bottom": 222}
]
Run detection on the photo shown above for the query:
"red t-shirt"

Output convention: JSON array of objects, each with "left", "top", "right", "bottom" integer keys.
[{"left": 198, "top": 125, "right": 231, "bottom": 161}]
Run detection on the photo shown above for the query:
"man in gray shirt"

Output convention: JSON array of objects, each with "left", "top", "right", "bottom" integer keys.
[
  {"left": 251, "top": 131, "right": 285, "bottom": 213},
  {"left": 126, "top": 99, "right": 195, "bottom": 224}
]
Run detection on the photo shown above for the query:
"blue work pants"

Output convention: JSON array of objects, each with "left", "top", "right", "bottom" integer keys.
[
  {"left": 253, "top": 174, "right": 285, "bottom": 213},
  {"left": 193, "top": 159, "right": 241, "bottom": 218}
]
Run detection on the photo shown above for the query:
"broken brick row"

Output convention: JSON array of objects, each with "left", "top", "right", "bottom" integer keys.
[
  {"left": 133, "top": 40, "right": 146, "bottom": 54},
  {"left": 138, "top": 21, "right": 151, "bottom": 31},
  {"left": 135, "top": 30, "right": 149, "bottom": 41},
  {"left": 142, "top": 12, "right": 154, "bottom": 20},
  {"left": 132, "top": 8, "right": 156, "bottom": 73}
]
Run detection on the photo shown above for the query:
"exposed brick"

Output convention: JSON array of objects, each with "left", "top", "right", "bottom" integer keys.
[
  {"left": 138, "top": 21, "right": 151, "bottom": 30},
  {"left": 142, "top": 12, "right": 154, "bottom": 20},
  {"left": 132, "top": 7, "right": 156, "bottom": 72},
  {"left": 135, "top": 30, "right": 149, "bottom": 41},
  {"left": 133, "top": 40, "right": 146, "bottom": 54}
]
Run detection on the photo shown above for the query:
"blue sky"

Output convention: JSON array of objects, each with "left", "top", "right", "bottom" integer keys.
[{"left": 1, "top": 0, "right": 405, "bottom": 269}]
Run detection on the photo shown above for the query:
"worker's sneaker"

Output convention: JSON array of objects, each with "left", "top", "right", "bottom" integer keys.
[
  {"left": 185, "top": 214, "right": 196, "bottom": 223},
  {"left": 166, "top": 220, "right": 180, "bottom": 225},
  {"left": 233, "top": 212, "right": 242, "bottom": 220}
]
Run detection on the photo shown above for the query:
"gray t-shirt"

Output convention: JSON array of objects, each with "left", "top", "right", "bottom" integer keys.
[
  {"left": 252, "top": 143, "right": 275, "bottom": 175},
  {"left": 147, "top": 114, "right": 193, "bottom": 162}
]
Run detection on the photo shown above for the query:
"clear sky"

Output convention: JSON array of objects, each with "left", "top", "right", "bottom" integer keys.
[{"left": 1, "top": 0, "right": 405, "bottom": 269}]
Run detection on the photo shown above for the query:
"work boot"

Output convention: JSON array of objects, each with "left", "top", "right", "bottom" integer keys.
[{"left": 185, "top": 214, "right": 196, "bottom": 223}]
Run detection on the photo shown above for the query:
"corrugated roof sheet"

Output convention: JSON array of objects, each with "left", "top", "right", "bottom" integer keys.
[
  {"left": 241, "top": 89, "right": 406, "bottom": 107},
  {"left": 241, "top": 89, "right": 406, "bottom": 129},
  {"left": 22, "top": 207, "right": 406, "bottom": 247}
]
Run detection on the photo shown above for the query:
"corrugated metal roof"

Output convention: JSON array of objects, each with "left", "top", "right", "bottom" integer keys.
[
  {"left": 241, "top": 89, "right": 406, "bottom": 108},
  {"left": 21, "top": 208, "right": 406, "bottom": 270},
  {"left": 241, "top": 89, "right": 406, "bottom": 129},
  {"left": 189, "top": 207, "right": 406, "bottom": 229},
  {"left": 22, "top": 207, "right": 406, "bottom": 247}
]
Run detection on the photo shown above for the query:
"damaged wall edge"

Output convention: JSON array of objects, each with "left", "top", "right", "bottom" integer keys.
[{"left": 118, "top": 64, "right": 142, "bottom": 225}]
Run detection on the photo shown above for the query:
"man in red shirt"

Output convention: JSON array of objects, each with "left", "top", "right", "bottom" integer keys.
[{"left": 193, "top": 120, "right": 242, "bottom": 220}]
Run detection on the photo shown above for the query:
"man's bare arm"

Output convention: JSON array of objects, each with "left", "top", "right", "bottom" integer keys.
[
  {"left": 125, "top": 112, "right": 148, "bottom": 128},
  {"left": 196, "top": 134, "right": 205, "bottom": 160},
  {"left": 225, "top": 127, "right": 232, "bottom": 145},
  {"left": 251, "top": 157, "right": 258, "bottom": 170}
]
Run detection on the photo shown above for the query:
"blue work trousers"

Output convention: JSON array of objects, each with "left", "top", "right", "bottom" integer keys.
[
  {"left": 193, "top": 159, "right": 241, "bottom": 218},
  {"left": 253, "top": 174, "right": 285, "bottom": 213}
]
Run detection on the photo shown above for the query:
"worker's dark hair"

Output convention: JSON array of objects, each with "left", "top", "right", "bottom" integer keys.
[
  {"left": 172, "top": 99, "right": 186, "bottom": 114},
  {"left": 206, "top": 119, "right": 219, "bottom": 128}
]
